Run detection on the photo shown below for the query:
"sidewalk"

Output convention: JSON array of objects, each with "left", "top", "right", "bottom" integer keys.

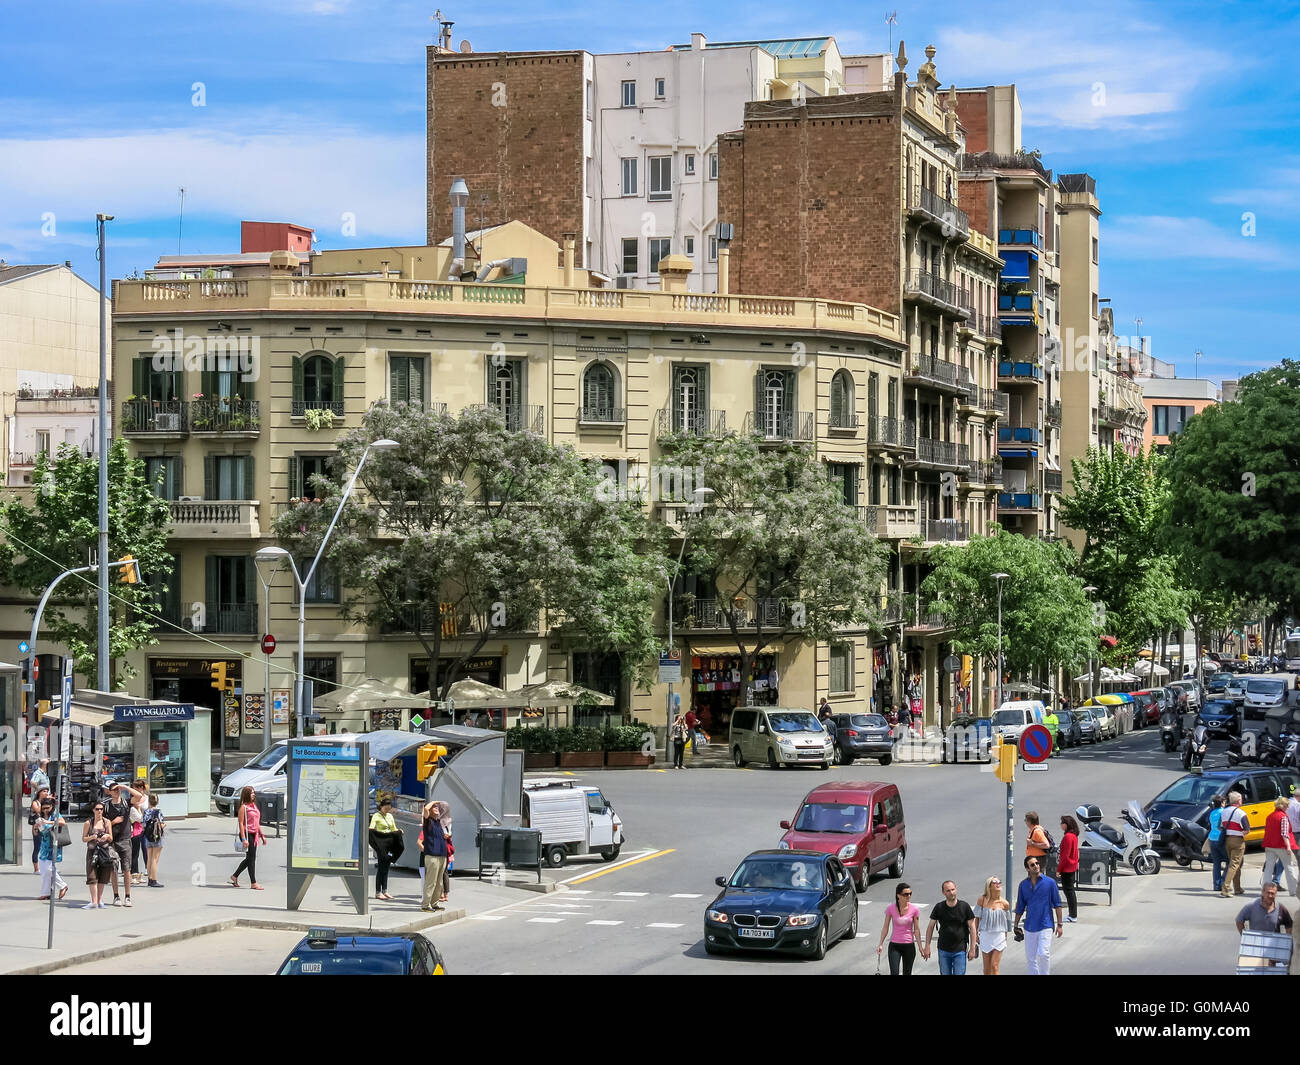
[{"left": 0, "top": 813, "right": 553, "bottom": 974}]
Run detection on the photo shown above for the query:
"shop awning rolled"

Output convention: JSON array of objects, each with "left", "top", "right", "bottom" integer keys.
[{"left": 687, "top": 642, "right": 785, "bottom": 656}]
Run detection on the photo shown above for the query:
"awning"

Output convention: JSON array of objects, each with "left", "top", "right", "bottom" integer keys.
[
  {"left": 998, "top": 448, "right": 1036, "bottom": 458},
  {"left": 687, "top": 641, "right": 784, "bottom": 656},
  {"left": 44, "top": 704, "right": 114, "bottom": 728},
  {"left": 1045, "top": 454, "right": 1061, "bottom": 472}
]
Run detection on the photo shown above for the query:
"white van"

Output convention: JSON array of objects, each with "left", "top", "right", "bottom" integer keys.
[
  {"left": 989, "top": 701, "right": 1047, "bottom": 743},
  {"left": 729, "top": 706, "right": 834, "bottom": 769},
  {"left": 214, "top": 736, "right": 355, "bottom": 815},
  {"left": 521, "top": 779, "right": 625, "bottom": 867}
]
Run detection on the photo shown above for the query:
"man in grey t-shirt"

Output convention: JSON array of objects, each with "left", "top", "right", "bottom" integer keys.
[{"left": 1235, "top": 882, "right": 1293, "bottom": 934}]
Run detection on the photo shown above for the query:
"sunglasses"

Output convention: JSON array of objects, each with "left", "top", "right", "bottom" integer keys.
[
  {"left": 900, "top": 891, "right": 913, "bottom": 896},
  {"left": 991, "top": 879, "right": 1001, "bottom": 884}
]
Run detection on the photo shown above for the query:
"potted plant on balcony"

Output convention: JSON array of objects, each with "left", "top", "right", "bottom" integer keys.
[
  {"left": 603, "top": 722, "right": 655, "bottom": 767},
  {"left": 304, "top": 408, "right": 336, "bottom": 432},
  {"left": 557, "top": 725, "right": 605, "bottom": 768}
]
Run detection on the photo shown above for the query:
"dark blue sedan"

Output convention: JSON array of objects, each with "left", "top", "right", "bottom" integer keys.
[
  {"left": 276, "top": 928, "right": 446, "bottom": 975},
  {"left": 704, "top": 850, "right": 858, "bottom": 960},
  {"left": 1198, "top": 699, "right": 1240, "bottom": 738}
]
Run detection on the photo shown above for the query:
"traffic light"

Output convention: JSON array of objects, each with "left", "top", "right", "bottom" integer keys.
[
  {"left": 993, "top": 738, "right": 1016, "bottom": 784},
  {"left": 119, "top": 554, "right": 140, "bottom": 584},
  {"left": 416, "top": 743, "right": 447, "bottom": 781},
  {"left": 210, "top": 661, "right": 229, "bottom": 691}
]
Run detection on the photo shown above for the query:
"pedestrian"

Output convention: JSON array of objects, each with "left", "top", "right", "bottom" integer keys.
[
  {"left": 419, "top": 799, "right": 448, "bottom": 912},
  {"left": 230, "top": 785, "right": 266, "bottom": 890},
  {"left": 28, "top": 784, "right": 50, "bottom": 874},
  {"left": 29, "top": 757, "right": 51, "bottom": 796},
  {"left": 818, "top": 697, "right": 832, "bottom": 724},
  {"left": 102, "top": 781, "right": 141, "bottom": 908},
  {"left": 129, "top": 781, "right": 147, "bottom": 886},
  {"left": 684, "top": 706, "right": 700, "bottom": 749},
  {"left": 973, "top": 875, "right": 1012, "bottom": 975},
  {"left": 921, "top": 879, "right": 977, "bottom": 975},
  {"left": 1220, "top": 790, "right": 1250, "bottom": 898},
  {"left": 1013, "top": 855, "right": 1064, "bottom": 975},
  {"left": 82, "top": 800, "right": 115, "bottom": 909},
  {"left": 1235, "top": 881, "right": 1294, "bottom": 934},
  {"left": 35, "top": 798, "right": 69, "bottom": 902},
  {"left": 1024, "top": 811, "right": 1051, "bottom": 866},
  {"left": 1057, "top": 815, "right": 1081, "bottom": 923},
  {"left": 1261, "top": 797, "right": 1298, "bottom": 894},
  {"left": 1043, "top": 705, "right": 1060, "bottom": 757},
  {"left": 142, "top": 793, "right": 165, "bottom": 888},
  {"left": 1207, "top": 794, "right": 1228, "bottom": 892},
  {"left": 670, "top": 712, "right": 688, "bottom": 769},
  {"left": 368, "top": 797, "right": 402, "bottom": 901},
  {"left": 875, "top": 882, "right": 921, "bottom": 975},
  {"left": 437, "top": 801, "right": 453, "bottom": 904},
  {"left": 885, "top": 703, "right": 899, "bottom": 727}
]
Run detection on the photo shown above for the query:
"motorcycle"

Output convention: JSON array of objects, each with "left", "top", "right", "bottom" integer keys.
[
  {"left": 1227, "top": 727, "right": 1299, "bottom": 768},
  {"left": 1181, "top": 723, "right": 1209, "bottom": 770},
  {"left": 1159, "top": 711, "right": 1185, "bottom": 753},
  {"left": 1075, "top": 801, "right": 1162, "bottom": 875},
  {"left": 1168, "top": 816, "right": 1209, "bottom": 868}
]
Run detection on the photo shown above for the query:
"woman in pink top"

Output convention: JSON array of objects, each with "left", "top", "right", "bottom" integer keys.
[
  {"left": 875, "top": 882, "right": 921, "bottom": 975},
  {"left": 230, "top": 786, "right": 267, "bottom": 890}
]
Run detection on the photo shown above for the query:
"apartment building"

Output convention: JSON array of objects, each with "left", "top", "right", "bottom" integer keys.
[
  {"left": 425, "top": 32, "right": 891, "bottom": 294},
  {"left": 1141, "top": 377, "right": 1219, "bottom": 453}
]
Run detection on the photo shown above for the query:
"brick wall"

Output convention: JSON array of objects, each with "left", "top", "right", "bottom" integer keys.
[
  {"left": 959, "top": 175, "right": 995, "bottom": 240},
  {"left": 954, "top": 90, "right": 989, "bottom": 153},
  {"left": 717, "top": 94, "right": 903, "bottom": 314},
  {"left": 427, "top": 50, "right": 585, "bottom": 258}
]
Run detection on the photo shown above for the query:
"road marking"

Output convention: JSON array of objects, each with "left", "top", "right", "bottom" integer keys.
[
  {"left": 646, "top": 922, "right": 683, "bottom": 929},
  {"left": 559, "top": 849, "right": 653, "bottom": 883},
  {"left": 565, "top": 889, "right": 592, "bottom": 895},
  {"left": 469, "top": 914, "right": 508, "bottom": 921},
  {"left": 526, "top": 917, "right": 564, "bottom": 924},
  {"left": 670, "top": 893, "right": 703, "bottom": 899},
  {"left": 587, "top": 919, "right": 623, "bottom": 926},
  {"left": 563, "top": 848, "right": 675, "bottom": 886},
  {"left": 615, "top": 891, "right": 649, "bottom": 897}
]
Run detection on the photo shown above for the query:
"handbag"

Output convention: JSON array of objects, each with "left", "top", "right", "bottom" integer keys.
[
  {"left": 54, "top": 822, "right": 72, "bottom": 848},
  {"left": 234, "top": 834, "right": 247, "bottom": 851}
]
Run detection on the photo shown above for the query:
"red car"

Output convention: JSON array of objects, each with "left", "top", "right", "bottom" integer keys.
[
  {"left": 778, "top": 782, "right": 907, "bottom": 893},
  {"left": 1131, "top": 689, "right": 1165, "bottom": 727}
]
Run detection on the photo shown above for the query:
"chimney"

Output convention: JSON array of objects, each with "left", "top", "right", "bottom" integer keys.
[
  {"left": 691, "top": 32, "right": 707, "bottom": 51},
  {"left": 657, "top": 254, "right": 692, "bottom": 293},
  {"left": 268, "top": 251, "right": 300, "bottom": 273},
  {"left": 449, "top": 178, "right": 469, "bottom": 274},
  {"left": 717, "top": 247, "right": 730, "bottom": 295},
  {"left": 562, "top": 237, "right": 575, "bottom": 287}
]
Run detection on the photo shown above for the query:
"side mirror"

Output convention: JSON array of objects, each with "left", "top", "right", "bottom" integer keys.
[
  {"left": 758, "top": 725, "right": 767, "bottom": 734},
  {"left": 779, "top": 820, "right": 791, "bottom": 830},
  {"left": 715, "top": 876, "right": 727, "bottom": 887}
]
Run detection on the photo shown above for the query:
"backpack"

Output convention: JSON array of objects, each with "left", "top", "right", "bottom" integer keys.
[
  {"left": 1042, "top": 828, "right": 1056, "bottom": 850},
  {"left": 143, "top": 809, "right": 163, "bottom": 845}
]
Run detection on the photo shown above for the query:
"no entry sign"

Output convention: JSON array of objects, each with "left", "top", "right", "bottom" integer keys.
[
  {"left": 1019, "top": 724, "right": 1053, "bottom": 763},
  {"left": 261, "top": 633, "right": 277, "bottom": 655}
]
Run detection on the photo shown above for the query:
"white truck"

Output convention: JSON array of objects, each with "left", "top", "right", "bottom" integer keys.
[{"left": 521, "top": 779, "right": 625, "bottom": 867}]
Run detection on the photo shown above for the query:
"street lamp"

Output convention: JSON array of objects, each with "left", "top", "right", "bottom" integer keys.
[
  {"left": 254, "top": 547, "right": 289, "bottom": 749},
  {"left": 268, "top": 438, "right": 399, "bottom": 736},
  {"left": 664, "top": 488, "right": 713, "bottom": 762},
  {"left": 992, "top": 573, "right": 1009, "bottom": 709},
  {"left": 1083, "top": 585, "right": 1098, "bottom": 703}
]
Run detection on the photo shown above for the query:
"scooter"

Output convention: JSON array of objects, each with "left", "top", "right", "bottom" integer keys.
[
  {"left": 1160, "top": 711, "right": 1185, "bottom": 753},
  {"left": 1181, "top": 723, "right": 1209, "bottom": 770},
  {"left": 1227, "top": 727, "right": 1298, "bottom": 768},
  {"left": 1075, "top": 801, "right": 1162, "bottom": 875},
  {"left": 1168, "top": 816, "right": 1209, "bottom": 869}
]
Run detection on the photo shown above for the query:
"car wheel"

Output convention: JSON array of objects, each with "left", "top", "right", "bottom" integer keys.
[
  {"left": 809, "top": 923, "right": 827, "bottom": 960},
  {"left": 844, "top": 903, "right": 859, "bottom": 940},
  {"left": 544, "top": 845, "right": 566, "bottom": 868},
  {"left": 733, "top": 746, "right": 746, "bottom": 768},
  {"left": 704, "top": 939, "right": 723, "bottom": 956},
  {"left": 842, "top": 752, "right": 855, "bottom": 765},
  {"left": 600, "top": 845, "right": 621, "bottom": 862},
  {"left": 879, "top": 754, "right": 892, "bottom": 766},
  {"left": 767, "top": 748, "right": 779, "bottom": 769},
  {"left": 832, "top": 745, "right": 843, "bottom": 766},
  {"left": 1175, "top": 855, "right": 1192, "bottom": 867},
  {"left": 820, "top": 761, "right": 830, "bottom": 771},
  {"left": 889, "top": 848, "right": 905, "bottom": 878}
]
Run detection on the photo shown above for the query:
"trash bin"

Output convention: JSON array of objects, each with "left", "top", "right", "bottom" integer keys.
[
  {"left": 476, "top": 826, "right": 542, "bottom": 883},
  {"left": 255, "top": 792, "right": 284, "bottom": 837}
]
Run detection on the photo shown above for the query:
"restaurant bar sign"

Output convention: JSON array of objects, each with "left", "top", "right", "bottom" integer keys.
[{"left": 113, "top": 703, "right": 197, "bottom": 722}]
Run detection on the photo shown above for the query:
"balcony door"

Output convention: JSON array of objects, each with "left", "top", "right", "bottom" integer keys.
[
  {"left": 671, "top": 365, "right": 708, "bottom": 433},
  {"left": 756, "top": 369, "right": 795, "bottom": 437},
  {"left": 205, "top": 556, "right": 255, "bottom": 633},
  {"left": 132, "top": 356, "right": 181, "bottom": 404},
  {"left": 490, "top": 358, "right": 526, "bottom": 426}
]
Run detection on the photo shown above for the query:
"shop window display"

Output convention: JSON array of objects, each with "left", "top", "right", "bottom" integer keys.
[{"left": 689, "top": 653, "right": 780, "bottom": 734}]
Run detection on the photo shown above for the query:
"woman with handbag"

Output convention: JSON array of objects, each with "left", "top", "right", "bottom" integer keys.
[
  {"left": 369, "top": 797, "right": 403, "bottom": 901},
  {"left": 29, "top": 784, "right": 51, "bottom": 873},
  {"left": 230, "top": 785, "right": 266, "bottom": 890},
  {"left": 35, "top": 798, "right": 69, "bottom": 901},
  {"left": 82, "top": 801, "right": 115, "bottom": 909},
  {"left": 143, "top": 793, "right": 165, "bottom": 888},
  {"left": 129, "top": 783, "right": 146, "bottom": 885}
]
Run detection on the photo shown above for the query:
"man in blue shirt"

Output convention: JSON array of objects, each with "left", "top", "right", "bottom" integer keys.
[{"left": 1014, "top": 855, "right": 1064, "bottom": 975}]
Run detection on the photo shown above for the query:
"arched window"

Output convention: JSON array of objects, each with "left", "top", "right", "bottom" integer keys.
[
  {"left": 830, "top": 370, "right": 855, "bottom": 428},
  {"left": 581, "top": 362, "right": 621, "bottom": 423},
  {"left": 293, "top": 352, "right": 343, "bottom": 416}
]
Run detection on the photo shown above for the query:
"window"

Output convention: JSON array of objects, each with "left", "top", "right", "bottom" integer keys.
[
  {"left": 144, "top": 456, "right": 183, "bottom": 500},
  {"left": 1092, "top": 293, "right": 1098, "bottom": 318},
  {"left": 290, "top": 454, "right": 331, "bottom": 500},
  {"left": 829, "top": 644, "right": 854, "bottom": 694},
  {"left": 620, "top": 238, "right": 638, "bottom": 275},
  {"left": 581, "top": 362, "right": 619, "bottom": 421},
  {"left": 204, "top": 454, "right": 253, "bottom": 500},
  {"left": 671, "top": 364, "right": 708, "bottom": 432},
  {"left": 301, "top": 655, "right": 339, "bottom": 698},
  {"left": 755, "top": 368, "right": 796, "bottom": 437},
  {"left": 830, "top": 370, "right": 855, "bottom": 428},
  {"left": 297, "top": 556, "right": 339, "bottom": 604},
  {"left": 649, "top": 156, "right": 672, "bottom": 200},
  {"left": 684, "top": 153, "right": 695, "bottom": 176},
  {"left": 148, "top": 721, "right": 186, "bottom": 791},
  {"left": 35, "top": 430, "right": 50, "bottom": 455},
  {"left": 621, "top": 80, "right": 636, "bottom": 107},
  {"left": 293, "top": 352, "right": 342, "bottom": 416},
  {"left": 585, "top": 80, "right": 593, "bottom": 119},
  {"left": 870, "top": 463, "right": 882, "bottom": 505},
  {"left": 684, "top": 236, "right": 695, "bottom": 257},
  {"left": 827, "top": 463, "right": 859, "bottom": 506},
  {"left": 389, "top": 355, "right": 425, "bottom": 406},
  {"left": 620, "top": 157, "right": 638, "bottom": 196},
  {"left": 707, "top": 235, "right": 718, "bottom": 262},
  {"left": 1092, "top": 236, "right": 1099, "bottom": 263},
  {"left": 489, "top": 357, "right": 527, "bottom": 428},
  {"left": 708, "top": 153, "right": 718, "bottom": 179},
  {"left": 204, "top": 555, "right": 256, "bottom": 633},
  {"left": 648, "top": 237, "right": 671, "bottom": 274},
  {"left": 654, "top": 77, "right": 666, "bottom": 99},
  {"left": 1153, "top": 405, "right": 1195, "bottom": 437},
  {"left": 146, "top": 558, "right": 180, "bottom": 627}
]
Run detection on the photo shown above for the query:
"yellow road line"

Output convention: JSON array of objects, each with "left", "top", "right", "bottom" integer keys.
[{"left": 565, "top": 849, "right": 675, "bottom": 886}]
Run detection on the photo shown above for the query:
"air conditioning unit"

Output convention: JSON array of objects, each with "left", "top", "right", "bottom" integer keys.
[
  {"left": 155, "top": 413, "right": 180, "bottom": 431},
  {"left": 177, "top": 495, "right": 203, "bottom": 503},
  {"left": 615, "top": 276, "right": 631, "bottom": 290}
]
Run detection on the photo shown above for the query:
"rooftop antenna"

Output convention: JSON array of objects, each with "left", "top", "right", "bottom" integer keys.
[
  {"left": 886, "top": 11, "right": 898, "bottom": 54},
  {"left": 177, "top": 187, "right": 185, "bottom": 254},
  {"left": 432, "top": 9, "right": 453, "bottom": 50}
]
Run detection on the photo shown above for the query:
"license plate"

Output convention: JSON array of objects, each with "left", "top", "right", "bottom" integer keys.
[{"left": 737, "top": 927, "right": 775, "bottom": 939}]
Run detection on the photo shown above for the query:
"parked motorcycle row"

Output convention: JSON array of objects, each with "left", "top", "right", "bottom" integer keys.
[{"left": 1075, "top": 801, "right": 1162, "bottom": 875}]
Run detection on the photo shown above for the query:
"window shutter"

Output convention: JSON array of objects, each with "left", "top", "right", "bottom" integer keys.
[
  {"left": 244, "top": 556, "right": 258, "bottom": 619},
  {"left": 132, "top": 357, "right": 146, "bottom": 397},
  {"left": 243, "top": 455, "right": 255, "bottom": 501},
  {"left": 200, "top": 369, "right": 216, "bottom": 400},
  {"left": 288, "top": 457, "right": 299, "bottom": 500},
  {"left": 783, "top": 369, "right": 796, "bottom": 412},
  {"left": 292, "top": 356, "right": 304, "bottom": 406},
  {"left": 205, "top": 555, "right": 217, "bottom": 619},
  {"left": 203, "top": 455, "right": 214, "bottom": 499},
  {"left": 332, "top": 355, "right": 344, "bottom": 408},
  {"left": 412, "top": 357, "right": 425, "bottom": 407},
  {"left": 830, "top": 376, "right": 844, "bottom": 425},
  {"left": 172, "top": 458, "right": 183, "bottom": 499},
  {"left": 753, "top": 371, "right": 763, "bottom": 419},
  {"left": 699, "top": 366, "right": 708, "bottom": 413},
  {"left": 393, "top": 358, "right": 408, "bottom": 405}
]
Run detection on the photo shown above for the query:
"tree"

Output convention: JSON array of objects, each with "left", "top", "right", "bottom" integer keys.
[
  {"left": 0, "top": 440, "right": 174, "bottom": 687},
  {"left": 272, "top": 403, "right": 666, "bottom": 701},
  {"left": 656, "top": 430, "right": 888, "bottom": 692},
  {"left": 919, "top": 528, "right": 1095, "bottom": 681}
]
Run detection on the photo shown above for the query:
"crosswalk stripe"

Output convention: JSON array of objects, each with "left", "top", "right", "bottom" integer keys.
[
  {"left": 646, "top": 922, "right": 683, "bottom": 929},
  {"left": 615, "top": 891, "right": 649, "bottom": 896},
  {"left": 587, "top": 920, "right": 623, "bottom": 926},
  {"left": 527, "top": 917, "right": 564, "bottom": 923},
  {"left": 670, "top": 893, "right": 703, "bottom": 899},
  {"left": 469, "top": 914, "right": 508, "bottom": 921}
]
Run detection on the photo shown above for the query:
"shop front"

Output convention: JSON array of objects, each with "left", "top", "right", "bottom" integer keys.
[
  {"left": 410, "top": 656, "right": 503, "bottom": 727},
  {"left": 149, "top": 656, "right": 241, "bottom": 750},
  {"left": 686, "top": 647, "right": 782, "bottom": 736}
]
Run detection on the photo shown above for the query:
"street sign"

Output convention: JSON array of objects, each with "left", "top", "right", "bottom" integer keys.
[
  {"left": 18, "top": 640, "right": 29, "bottom": 655},
  {"left": 261, "top": 633, "right": 277, "bottom": 655},
  {"left": 1019, "top": 724, "right": 1053, "bottom": 763},
  {"left": 943, "top": 653, "right": 961, "bottom": 673},
  {"left": 1021, "top": 761, "right": 1049, "bottom": 772},
  {"left": 31, "top": 657, "right": 39, "bottom": 683},
  {"left": 658, "top": 648, "right": 682, "bottom": 684},
  {"left": 113, "top": 703, "right": 196, "bottom": 722},
  {"left": 410, "top": 713, "right": 426, "bottom": 731}
]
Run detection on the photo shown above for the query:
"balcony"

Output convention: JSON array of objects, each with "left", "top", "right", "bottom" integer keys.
[
  {"left": 292, "top": 399, "right": 345, "bottom": 418},
  {"left": 998, "top": 492, "right": 1042, "bottom": 511},
  {"left": 867, "top": 416, "right": 915, "bottom": 452},
  {"left": 828, "top": 410, "right": 861, "bottom": 434},
  {"left": 168, "top": 500, "right": 261, "bottom": 539},
  {"left": 1046, "top": 400, "right": 1062, "bottom": 428},
  {"left": 998, "top": 228, "right": 1042, "bottom": 248},
  {"left": 901, "top": 591, "right": 947, "bottom": 630},
  {"left": 578, "top": 406, "right": 626, "bottom": 427},
  {"left": 1045, "top": 471, "right": 1063, "bottom": 494},
  {"left": 121, "top": 400, "right": 187, "bottom": 437},
  {"left": 656, "top": 407, "right": 727, "bottom": 438},
  {"left": 961, "top": 457, "right": 1003, "bottom": 487},
  {"left": 904, "top": 353, "right": 966, "bottom": 393},
  {"left": 907, "top": 438, "right": 962, "bottom": 469},
  {"left": 743, "top": 410, "right": 815, "bottom": 443},
  {"left": 956, "top": 380, "right": 979, "bottom": 411},
  {"left": 202, "top": 604, "right": 258, "bottom": 635},
  {"left": 999, "top": 426, "right": 1042, "bottom": 444},
  {"left": 910, "top": 187, "right": 970, "bottom": 239},
  {"left": 921, "top": 517, "right": 969, "bottom": 544},
  {"left": 669, "top": 596, "right": 802, "bottom": 631},
  {"left": 998, "top": 361, "right": 1044, "bottom": 383},
  {"left": 980, "top": 314, "right": 1003, "bottom": 340},
  {"left": 1099, "top": 402, "right": 1126, "bottom": 427},
  {"left": 904, "top": 271, "right": 964, "bottom": 316},
  {"left": 980, "top": 388, "right": 1009, "bottom": 418},
  {"left": 190, "top": 399, "right": 260, "bottom": 436},
  {"left": 382, "top": 602, "right": 538, "bottom": 635}
]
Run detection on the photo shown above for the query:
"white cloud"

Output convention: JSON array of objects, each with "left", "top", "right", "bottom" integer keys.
[
  {"left": 1104, "top": 215, "right": 1288, "bottom": 265},
  {"left": 1211, "top": 162, "right": 1300, "bottom": 212}
]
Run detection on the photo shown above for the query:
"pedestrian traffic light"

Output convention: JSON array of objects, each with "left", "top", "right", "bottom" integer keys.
[
  {"left": 118, "top": 554, "right": 140, "bottom": 584},
  {"left": 210, "top": 661, "right": 229, "bottom": 691},
  {"left": 994, "top": 741, "right": 1016, "bottom": 784},
  {"left": 416, "top": 743, "right": 446, "bottom": 781}
]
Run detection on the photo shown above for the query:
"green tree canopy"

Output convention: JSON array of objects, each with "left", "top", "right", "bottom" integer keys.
[{"left": 0, "top": 440, "right": 174, "bottom": 687}]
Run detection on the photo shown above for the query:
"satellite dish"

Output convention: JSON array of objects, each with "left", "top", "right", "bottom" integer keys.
[{"left": 460, "top": 39, "right": 472, "bottom": 53}]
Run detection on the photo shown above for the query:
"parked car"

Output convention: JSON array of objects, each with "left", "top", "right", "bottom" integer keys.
[
  {"left": 829, "top": 712, "right": 895, "bottom": 766},
  {"left": 704, "top": 849, "right": 859, "bottom": 959},
  {"left": 1080, "top": 699, "right": 1118, "bottom": 739},
  {"left": 1144, "top": 766, "right": 1300, "bottom": 853},
  {"left": 1197, "top": 698, "right": 1241, "bottom": 738},
  {"left": 730, "top": 707, "right": 834, "bottom": 770},
  {"left": 1226, "top": 677, "right": 1249, "bottom": 706},
  {"left": 1244, "top": 679, "right": 1289, "bottom": 721},
  {"left": 214, "top": 736, "right": 356, "bottom": 815},
  {"left": 1168, "top": 680, "right": 1203, "bottom": 712},
  {"left": 942, "top": 714, "right": 993, "bottom": 763},
  {"left": 1055, "top": 709, "right": 1083, "bottom": 749},
  {"left": 277, "top": 928, "right": 446, "bottom": 975},
  {"left": 1207, "top": 672, "right": 1234, "bottom": 696},
  {"left": 778, "top": 781, "right": 906, "bottom": 891},
  {"left": 1131, "top": 689, "right": 1165, "bottom": 727},
  {"left": 1075, "top": 708, "right": 1102, "bottom": 744}
]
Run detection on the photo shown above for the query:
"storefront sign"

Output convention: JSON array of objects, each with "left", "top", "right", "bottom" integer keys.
[
  {"left": 224, "top": 694, "right": 241, "bottom": 738},
  {"left": 658, "top": 648, "right": 682, "bottom": 684},
  {"left": 243, "top": 693, "right": 265, "bottom": 731},
  {"left": 271, "top": 688, "right": 291, "bottom": 725},
  {"left": 113, "top": 703, "right": 197, "bottom": 722}
]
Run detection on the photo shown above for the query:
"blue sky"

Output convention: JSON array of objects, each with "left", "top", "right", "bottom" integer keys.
[{"left": 2, "top": 0, "right": 1297, "bottom": 382}]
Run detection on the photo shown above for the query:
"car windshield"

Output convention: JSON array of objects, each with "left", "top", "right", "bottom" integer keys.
[
  {"left": 1151, "top": 777, "right": 1229, "bottom": 805},
  {"left": 1212, "top": 674, "right": 1233, "bottom": 683},
  {"left": 1058, "top": 711, "right": 1073, "bottom": 725},
  {"left": 730, "top": 857, "right": 825, "bottom": 892},
  {"left": 793, "top": 803, "right": 869, "bottom": 834},
  {"left": 278, "top": 950, "right": 407, "bottom": 974},
  {"left": 1077, "top": 710, "right": 1096, "bottom": 723},
  {"left": 1248, "top": 681, "right": 1286, "bottom": 695},
  {"left": 1202, "top": 701, "right": 1235, "bottom": 716},
  {"left": 991, "top": 710, "right": 1022, "bottom": 727},
  {"left": 851, "top": 714, "right": 887, "bottom": 728},
  {"left": 769, "top": 713, "right": 821, "bottom": 734},
  {"left": 244, "top": 746, "right": 285, "bottom": 770}
]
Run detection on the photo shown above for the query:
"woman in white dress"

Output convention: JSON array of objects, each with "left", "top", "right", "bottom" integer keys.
[{"left": 973, "top": 874, "right": 1012, "bottom": 975}]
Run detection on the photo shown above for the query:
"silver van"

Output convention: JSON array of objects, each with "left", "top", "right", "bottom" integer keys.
[{"left": 730, "top": 707, "right": 834, "bottom": 770}]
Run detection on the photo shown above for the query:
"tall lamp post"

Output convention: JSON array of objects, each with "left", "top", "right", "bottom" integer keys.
[
  {"left": 95, "top": 212, "right": 114, "bottom": 691},
  {"left": 992, "top": 573, "right": 1009, "bottom": 708},
  {"left": 258, "top": 438, "right": 399, "bottom": 737},
  {"left": 991, "top": 571, "right": 1011, "bottom": 897},
  {"left": 1083, "top": 586, "right": 1098, "bottom": 703},
  {"left": 663, "top": 489, "right": 713, "bottom": 762}
]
